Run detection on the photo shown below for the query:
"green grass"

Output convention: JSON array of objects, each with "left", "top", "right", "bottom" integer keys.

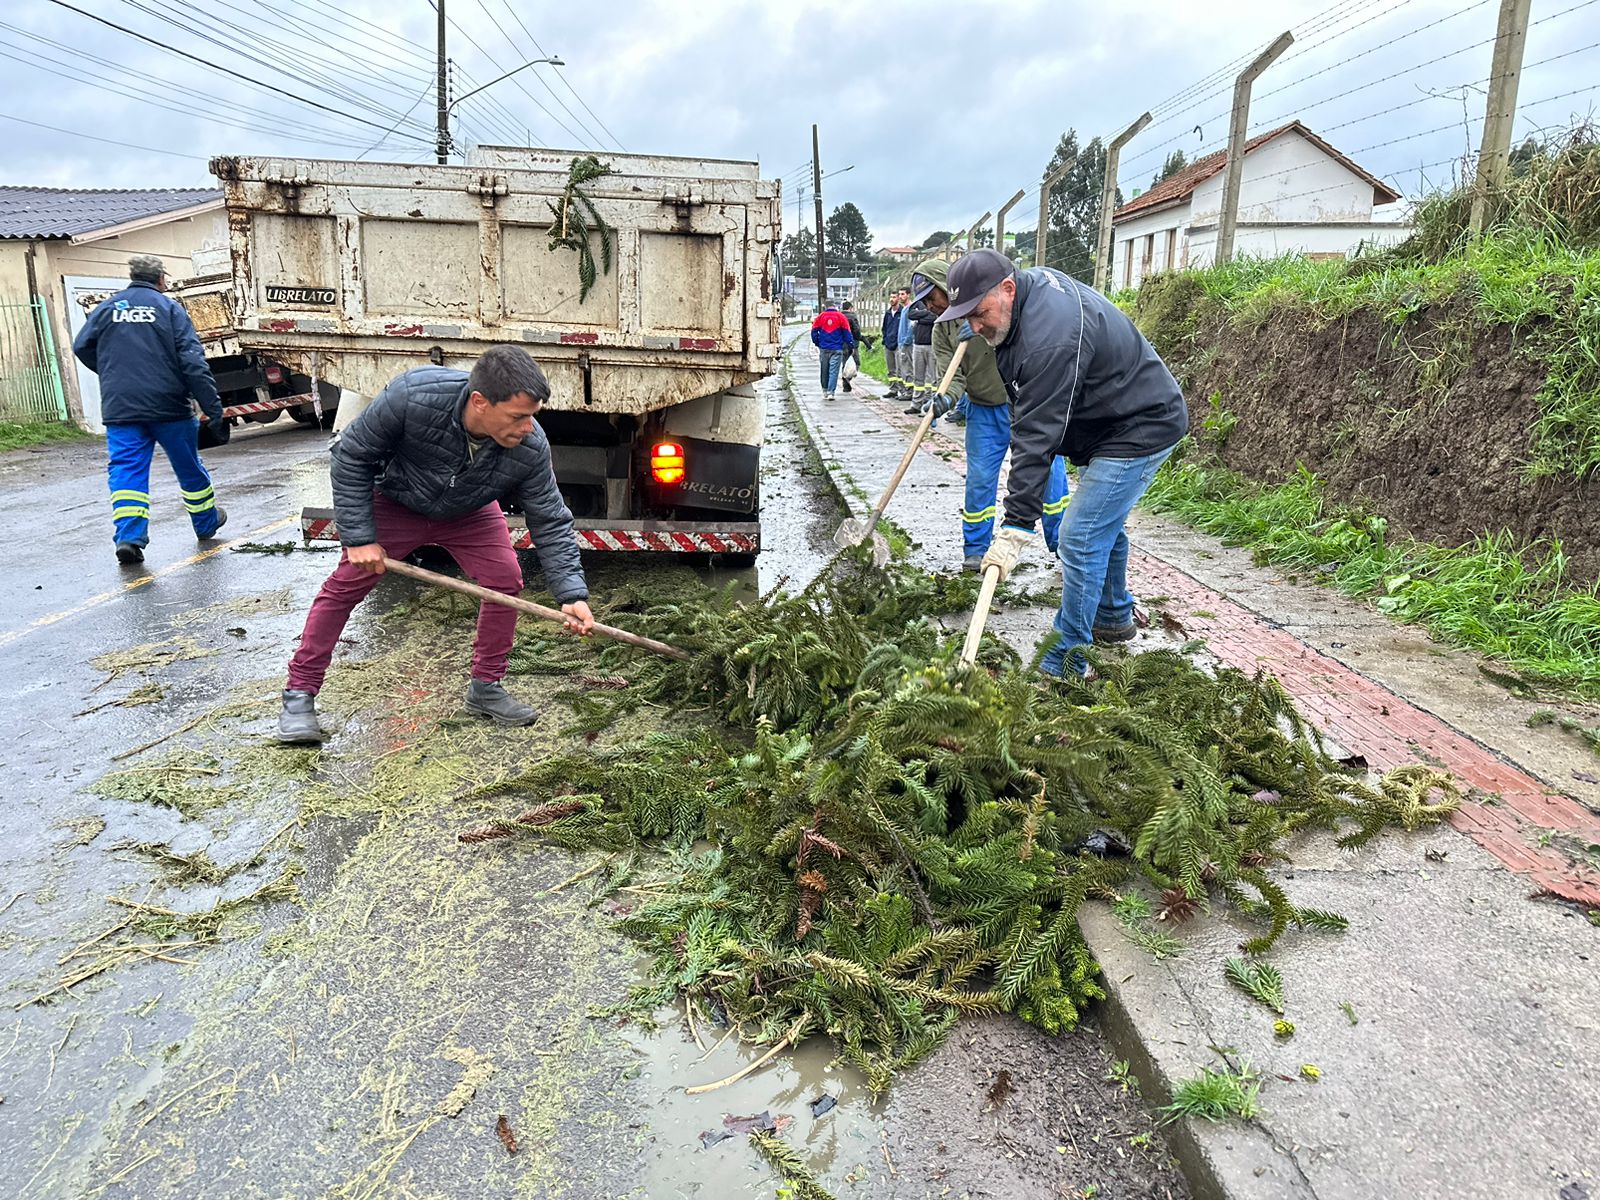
[
  {"left": 857, "top": 342, "right": 891, "bottom": 385},
  {"left": 1159, "top": 1062, "right": 1261, "bottom": 1124},
  {"left": 0, "top": 420, "right": 92, "bottom": 452},
  {"left": 1143, "top": 454, "right": 1600, "bottom": 696}
]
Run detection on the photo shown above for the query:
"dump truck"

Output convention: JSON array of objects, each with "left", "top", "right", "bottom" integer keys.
[
  {"left": 175, "top": 273, "right": 342, "bottom": 429},
  {"left": 198, "top": 147, "right": 782, "bottom": 560}
]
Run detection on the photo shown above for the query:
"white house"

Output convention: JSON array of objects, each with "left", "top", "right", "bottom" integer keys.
[{"left": 1110, "top": 121, "right": 1411, "bottom": 290}]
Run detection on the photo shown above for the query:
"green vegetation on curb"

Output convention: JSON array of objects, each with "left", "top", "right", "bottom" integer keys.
[
  {"left": 1160, "top": 1060, "right": 1262, "bottom": 1124},
  {"left": 0, "top": 420, "right": 93, "bottom": 453},
  {"left": 1142, "top": 455, "right": 1600, "bottom": 695}
]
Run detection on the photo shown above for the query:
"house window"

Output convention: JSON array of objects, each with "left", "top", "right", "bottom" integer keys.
[
  {"left": 1141, "top": 234, "right": 1155, "bottom": 278},
  {"left": 1164, "top": 228, "right": 1177, "bottom": 272},
  {"left": 1122, "top": 240, "right": 1134, "bottom": 288}
]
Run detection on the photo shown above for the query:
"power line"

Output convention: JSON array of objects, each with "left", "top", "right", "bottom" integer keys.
[
  {"left": 480, "top": 0, "right": 625, "bottom": 151},
  {"left": 125, "top": 0, "right": 431, "bottom": 134},
  {"left": 0, "top": 109, "right": 208, "bottom": 161},
  {"left": 444, "top": 10, "right": 588, "bottom": 146},
  {"left": 0, "top": 19, "right": 417, "bottom": 149},
  {"left": 0, "top": 38, "right": 428, "bottom": 155},
  {"left": 44, "top": 0, "right": 418, "bottom": 137},
  {"left": 467, "top": 0, "right": 602, "bottom": 146}
]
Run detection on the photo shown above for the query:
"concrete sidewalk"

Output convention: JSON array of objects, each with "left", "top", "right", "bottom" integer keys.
[{"left": 784, "top": 331, "right": 1600, "bottom": 1200}]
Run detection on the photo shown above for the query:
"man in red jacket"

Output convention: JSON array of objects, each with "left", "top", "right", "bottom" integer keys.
[{"left": 809, "top": 303, "right": 856, "bottom": 401}]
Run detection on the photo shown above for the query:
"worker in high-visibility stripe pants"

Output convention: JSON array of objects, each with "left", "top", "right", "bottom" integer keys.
[
  {"left": 909, "top": 255, "right": 1070, "bottom": 571},
  {"left": 961, "top": 401, "right": 1070, "bottom": 569},
  {"left": 105, "top": 420, "right": 226, "bottom": 554},
  {"left": 72, "top": 254, "right": 228, "bottom": 564}
]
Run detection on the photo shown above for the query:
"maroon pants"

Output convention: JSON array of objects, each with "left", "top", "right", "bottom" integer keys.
[{"left": 287, "top": 494, "right": 524, "bottom": 694}]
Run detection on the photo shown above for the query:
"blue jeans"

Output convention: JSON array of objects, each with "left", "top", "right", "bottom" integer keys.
[
  {"left": 105, "top": 418, "right": 222, "bottom": 546},
  {"left": 820, "top": 349, "right": 845, "bottom": 394},
  {"left": 963, "top": 402, "right": 1069, "bottom": 559},
  {"left": 1039, "top": 444, "right": 1176, "bottom": 678}
]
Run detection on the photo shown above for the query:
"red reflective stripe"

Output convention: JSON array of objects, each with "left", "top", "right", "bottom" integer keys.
[
  {"left": 510, "top": 529, "right": 533, "bottom": 549},
  {"left": 578, "top": 530, "right": 608, "bottom": 550},
  {"left": 703, "top": 534, "right": 728, "bottom": 553},
  {"left": 610, "top": 530, "right": 640, "bottom": 551},
  {"left": 641, "top": 532, "right": 671, "bottom": 550},
  {"left": 671, "top": 532, "right": 698, "bottom": 552}
]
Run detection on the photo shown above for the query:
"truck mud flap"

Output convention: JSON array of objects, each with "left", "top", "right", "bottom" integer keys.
[{"left": 300, "top": 508, "right": 758, "bottom": 554}]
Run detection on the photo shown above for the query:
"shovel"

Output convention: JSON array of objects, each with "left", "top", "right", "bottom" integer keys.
[
  {"left": 381, "top": 557, "right": 690, "bottom": 662},
  {"left": 959, "top": 563, "right": 1002, "bottom": 667},
  {"left": 833, "top": 339, "right": 971, "bottom": 567}
]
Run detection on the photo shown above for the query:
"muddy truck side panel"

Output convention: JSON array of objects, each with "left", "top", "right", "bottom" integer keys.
[{"left": 208, "top": 148, "right": 782, "bottom": 554}]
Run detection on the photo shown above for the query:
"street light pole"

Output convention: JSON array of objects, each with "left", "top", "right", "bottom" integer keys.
[{"left": 434, "top": 37, "right": 565, "bottom": 163}]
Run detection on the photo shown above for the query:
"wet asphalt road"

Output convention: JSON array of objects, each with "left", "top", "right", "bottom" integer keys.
[{"left": 0, "top": 344, "right": 1187, "bottom": 1199}]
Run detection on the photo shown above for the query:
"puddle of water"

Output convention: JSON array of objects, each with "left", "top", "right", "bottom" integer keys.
[{"left": 621, "top": 1005, "right": 877, "bottom": 1196}]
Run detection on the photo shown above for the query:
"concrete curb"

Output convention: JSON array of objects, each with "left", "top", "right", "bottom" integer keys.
[{"left": 1080, "top": 906, "right": 1315, "bottom": 1200}]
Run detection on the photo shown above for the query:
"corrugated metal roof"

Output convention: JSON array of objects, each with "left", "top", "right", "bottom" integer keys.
[
  {"left": 0, "top": 186, "right": 222, "bottom": 240},
  {"left": 1112, "top": 121, "right": 1401, "bottom": 223}
]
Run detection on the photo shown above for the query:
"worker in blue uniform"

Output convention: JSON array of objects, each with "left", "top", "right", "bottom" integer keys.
[{"left": 72, "top": 254, "right": 228, "bottom": 565}]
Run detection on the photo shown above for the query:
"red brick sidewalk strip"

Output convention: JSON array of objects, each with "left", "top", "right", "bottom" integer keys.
[{"left": 851, "top": 386, "right": 1600, "bottom": 907}]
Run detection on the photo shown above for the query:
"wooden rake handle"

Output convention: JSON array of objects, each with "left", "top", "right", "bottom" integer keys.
[
  {"left": 960, "top": 564, "right": 1003, "bottom": 666},
  {"left": 381, "top": 556, "right": 691, "bottom": 662},
  {"left": 865, "top": 338, "right": 970, "bottom": 526}
]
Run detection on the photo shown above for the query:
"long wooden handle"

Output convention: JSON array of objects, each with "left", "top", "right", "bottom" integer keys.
[
  {"left": 381, "top": 557, "right": 691, "bottom": 662},
  {"left": 960, "top": 564, "right": 1003, "bottom": 666},
  {"left": 867, "top": 338, "right": 970, "bottom": 524}
]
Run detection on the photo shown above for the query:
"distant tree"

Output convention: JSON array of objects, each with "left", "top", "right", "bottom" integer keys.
[
  {"left": 781, "top": 227, "right": 816, "bottom": 275},
  {"left": 825, "top": 203, "right": 873, "bottom": 273},
  {"left": 919, "top": 230, "right": 954, "bottom": 250},
  {"left": 1508, "top": 136, "right": 1544, "bottom": 177},
  {"left": 970, "top": 226, "right": 995, "bottom": 249},
  {"left": 1040, "top": 129, "right": 1122, "bottom": 283},
  {"left": 1151, "top": 150, "right": 1188, "bottom": 189}
]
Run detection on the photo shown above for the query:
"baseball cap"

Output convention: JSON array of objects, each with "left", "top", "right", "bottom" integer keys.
[{"left": 933, "top": 248, "right": 1015, "bottom": 323}]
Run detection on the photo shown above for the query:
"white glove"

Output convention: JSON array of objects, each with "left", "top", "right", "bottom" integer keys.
[{"left": 980, "top": 525, "right": 1033, "bottom": 581}]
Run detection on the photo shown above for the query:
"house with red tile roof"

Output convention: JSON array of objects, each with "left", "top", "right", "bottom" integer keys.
[{"left": 1109, "top": 121, "right": 1411, "bottom": 290}]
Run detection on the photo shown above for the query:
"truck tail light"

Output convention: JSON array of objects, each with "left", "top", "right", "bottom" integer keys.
[
  {"left": 264, "top": 365, "right": 284, "bottom": 384},
  {"left": 651, "top": 442, "right": 685, "bottom": 484}
]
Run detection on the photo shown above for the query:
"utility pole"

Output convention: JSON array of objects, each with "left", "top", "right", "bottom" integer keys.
[
  {"left": 1035, "top": 160, "right": 1073, "bottom": 270},
  {"left": 1094, "top": 112, "right": 1151, "bottom": 291},
  {"left": 812, "top": 124, "right": 828, "bottom": 311},
  {"left": 994, "top": 188, "right": 1025, "bottom": 259},
  {"left": 1469, "top": 0, "right": 1532, "bottom": 235},
  {"left": 1215, "top": 32, "right": 1293, "bottom": 266},
  {"left": 435, "top": 0, "right": 449, "bottom": 164}
]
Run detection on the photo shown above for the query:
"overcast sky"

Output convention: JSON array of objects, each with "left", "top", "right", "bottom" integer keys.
[{"left": 2, "top": 0, "right": 1596, "bottom": 248}]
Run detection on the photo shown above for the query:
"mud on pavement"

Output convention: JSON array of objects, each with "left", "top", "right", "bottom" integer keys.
[{"left": 1, "top": 358, "right": 1189, "bottom": 1200}]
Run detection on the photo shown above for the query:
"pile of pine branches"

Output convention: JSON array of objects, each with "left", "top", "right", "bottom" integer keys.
[{"left": 475, "top": 557, "right": 1456, "bottom": 1096}]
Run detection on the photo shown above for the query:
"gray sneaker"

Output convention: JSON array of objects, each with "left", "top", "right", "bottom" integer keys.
[
  {"left": 277, "top": 688, "right": 324, "bottom": 743},
  {"left": 962, "top": 555, "right": 983, "bottom": 574},
  {"left": 463, "top": 679, "right": 538, "bottom": 726}
]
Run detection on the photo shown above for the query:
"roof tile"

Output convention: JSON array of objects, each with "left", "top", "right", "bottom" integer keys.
[{"left": 0, "top": 186, "right": 221, "bottom": 240}]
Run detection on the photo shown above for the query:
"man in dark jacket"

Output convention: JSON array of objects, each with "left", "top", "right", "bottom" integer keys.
[
  {"left": 880, "top": 294, "right": 903, "bottom": 398},
  {"left": 277, "top": 345, "right": 595, "bottom": 742},
  {"left": 937, "top": 249, "right": 1188, "bottom": 677},
  {"left": 72, "top": 254, "right": 228, "bottom": 565},
  {"left": 839, "top": 301, "right": 863, "bottom": 393}
]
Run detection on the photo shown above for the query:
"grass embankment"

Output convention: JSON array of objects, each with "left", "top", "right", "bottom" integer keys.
[
  {"left": 0, "top": 420, "right": 93, "bottom": 452},
  {"left": 1135, "top": 134, "right": 1600, "bottom": 695},
  {"left": 1143, "top": 458, "right": 1600, "bottom": 695}
]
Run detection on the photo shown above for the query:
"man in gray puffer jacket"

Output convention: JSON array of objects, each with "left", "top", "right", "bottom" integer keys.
[{"left": 278, "top": 345, "right": 594, "bottom": 742}]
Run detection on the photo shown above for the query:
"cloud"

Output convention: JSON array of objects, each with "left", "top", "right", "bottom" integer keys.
[{"left": 1, "top": 0, "right": 1595, "bottom": 251}]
